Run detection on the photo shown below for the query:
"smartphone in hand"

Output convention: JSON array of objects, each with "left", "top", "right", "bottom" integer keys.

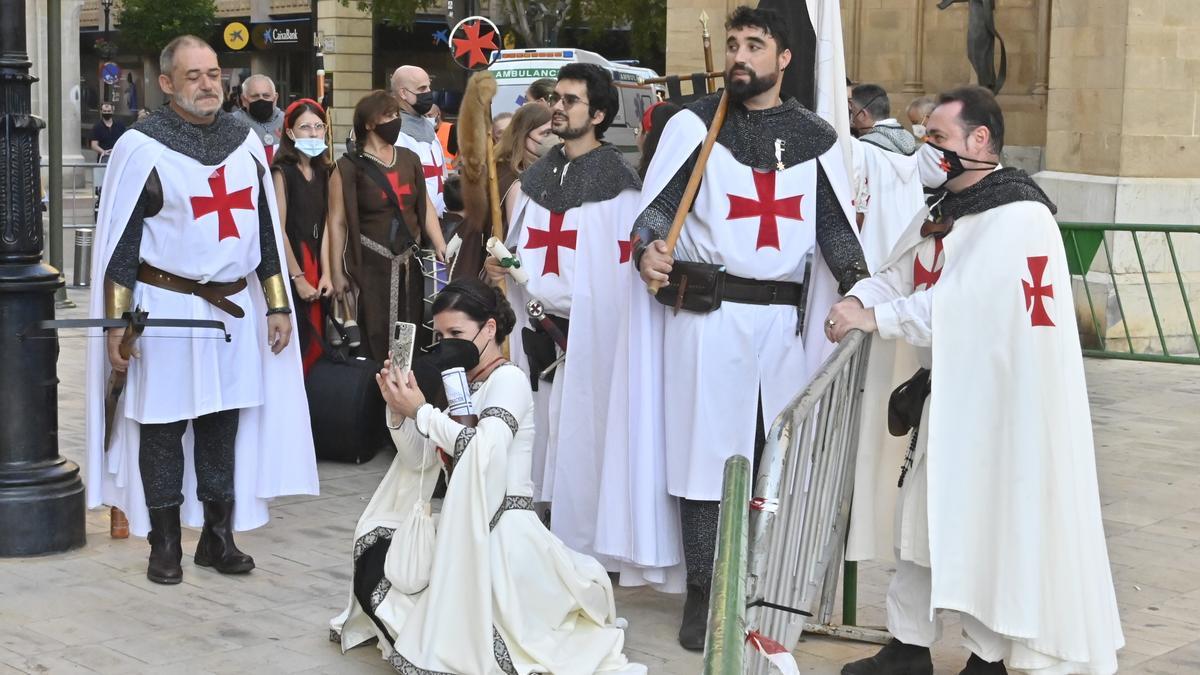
[{"left": 391, "top": 321, "right": 417, "bottom": 379}]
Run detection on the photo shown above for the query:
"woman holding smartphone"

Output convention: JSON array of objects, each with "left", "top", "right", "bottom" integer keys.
[{"left": 331, "top": 278, "right": 644, "bottom": 675}]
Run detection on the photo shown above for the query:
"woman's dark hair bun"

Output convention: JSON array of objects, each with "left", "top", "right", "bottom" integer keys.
[{"left": 430, "top": 278, "right": 517, "bottom": 343}]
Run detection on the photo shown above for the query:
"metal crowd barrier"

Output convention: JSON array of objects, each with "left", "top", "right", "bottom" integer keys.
[
  {"left": 703, "top": 329, "right": 876, "bottom": 672},
  {"left": 41, "top": 160, "right": 105, "bottom": 230},
  {"left": 1061, "top": 222, "right": 1200, "bottom": 366}
]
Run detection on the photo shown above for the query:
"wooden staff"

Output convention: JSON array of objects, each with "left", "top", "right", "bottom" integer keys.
[
  {"left": 648, "top": 89, "right": 730, "bottom": 295},
  {"left": 700, "top": 11, "right": 715, "bottom": 93},
  {"left": 485, "top": 135, "right": 503, "bottom": 242}
]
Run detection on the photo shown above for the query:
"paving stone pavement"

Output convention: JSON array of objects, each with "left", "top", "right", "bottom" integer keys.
[{"left": 2, "top": 285, "right": 1198, "bottom": 674}]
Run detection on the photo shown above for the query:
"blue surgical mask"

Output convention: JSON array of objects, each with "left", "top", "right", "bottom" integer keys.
[{"left": 293, "top": 137, "right": 327, "bottom": 158}]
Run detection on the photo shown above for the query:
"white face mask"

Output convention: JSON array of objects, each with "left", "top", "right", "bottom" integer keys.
[
  {"left": 916, "top": 142, "right": 954, "bottom": 189},
  {"left": 912, "top": 124, "right": 927, "bottom": 139}
]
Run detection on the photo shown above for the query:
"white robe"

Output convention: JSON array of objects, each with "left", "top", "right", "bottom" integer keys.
[
  {"left": 84, "top": 128, "right": 319, "bottom": 536},
  {"left": 638, "top": 109, "right": 854, "bottom": 500},
  {"left": 849, "top": 199, "right": 1124, "bottom": 674},
  {"left": 845, "top": 138, "right": 927, "bottom": 562},
  {"left": 504, "top": 190, "right": 683, "bottom": 590},
  {"left": 331, "top": 364, "right": 644, "bottom": 675}
]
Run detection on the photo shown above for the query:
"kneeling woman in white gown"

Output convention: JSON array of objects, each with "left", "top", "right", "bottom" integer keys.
[{"left": 331, "top": 279, "right": 643, "bottom": 675}]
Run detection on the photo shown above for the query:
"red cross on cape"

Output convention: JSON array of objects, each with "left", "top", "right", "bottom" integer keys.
[
  {"left": 913, "top": 238, "right": 945, "bottom": 291},
  {"left": 525, "top": 211, "right": 577, "bottom": 276},
  {"left": 423, "top": 161, "right": 445, "bottom": 194},
  {"left": 190, "top": 165, "right": 255, "bottom": 241},
  {"left": 726, "top": 169, "right": 804, "bottom": 250},
  {"left": 1022, "top": 255, "right": 1055, "bottom": 327}
]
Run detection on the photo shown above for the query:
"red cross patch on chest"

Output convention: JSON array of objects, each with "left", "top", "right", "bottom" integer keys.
[
  {"left": 383, "top": 172, "right": 413, "bottom": 205},
  {"left": 913, "top": 238, "right": 945, "bottom": 291},
  {"left": 525, "top": 211, "right": 577, "bottom": 276},
  {"left": 190, "top": 165, "right": 255, "bottom": 241},
  {"left": 422, "top": 161, "right": 444, "bottom": 194},
  {"left": 726, "top": 169, "right": 804, "bottom": 251}
]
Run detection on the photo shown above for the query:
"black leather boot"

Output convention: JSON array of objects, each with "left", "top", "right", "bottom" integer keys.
[
  {"left": 677, "top": 582, "right": 710, "bottom": 652},
  {"left": 146, "top": 505, "right": 183, "bottom": 585},
  {"left": 842, "top": 638, "right": 934, "bottom": 675},
  {"left": 959, "top": 653, "right": 1007, "bottom": 675},
  {"left": 194, "top": 501, "right": 255, "bottom": 574}
]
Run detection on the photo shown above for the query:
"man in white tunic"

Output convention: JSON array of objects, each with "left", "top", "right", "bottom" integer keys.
[
  {"left": 86, "top": 36, "right": 319, "bottom": 585},
  {"left": 634, "top": 6, "right": 868, "bottom": 650},
  {"left": 827, "top": 86, "right": 1123, "bottom": 675},
  {"left": 391, "top": 65, "right": 448, "bottom": 217},
  {"left": 493, "top": 64, "right": 683, "bottom": 590}
]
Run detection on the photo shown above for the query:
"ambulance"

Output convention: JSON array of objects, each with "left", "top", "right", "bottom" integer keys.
[{"left": 488, "top": 48, "right": 664, "bottom": 151}]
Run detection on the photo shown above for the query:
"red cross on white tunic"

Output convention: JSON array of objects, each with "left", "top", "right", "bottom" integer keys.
[
  {"left": 726, "top": 169, "right": 804, "bottom": 251},
  {"left": 423, "top": 161, "right": 445, "bottom": 194},
  {"left": 190, "top": 165, "right": 255, "bottom": 241},
  {"left": 1022, "top": 255, "right": 1055, "bottom": 327},
  {"left": 525, "top": 211, "right": 577, "bottom": 276},
  {"left": 913, "top": 238, "right": 945, "bottom": 291},
  {"left": 618, "top": 239, "right": 631, "bottom": 264}
]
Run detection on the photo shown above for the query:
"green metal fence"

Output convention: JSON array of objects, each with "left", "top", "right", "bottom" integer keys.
[{"left": 1060, "top": 222, "right": 1200, "bottom": 365}]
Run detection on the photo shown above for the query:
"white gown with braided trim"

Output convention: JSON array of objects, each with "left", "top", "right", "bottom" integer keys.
[{"left": 331, "top": 363, "right": 644, "bottom": 675}]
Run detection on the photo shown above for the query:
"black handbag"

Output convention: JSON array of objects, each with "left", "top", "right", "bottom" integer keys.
[
  {"left": 654, "top": 261, "right": 727, "bottom": 314},
  {"left": 887, "top": 368, "right": 931, "bottom": 437},
  {"left": 305, "top": 306, "right": 387, "bottom": 463}
]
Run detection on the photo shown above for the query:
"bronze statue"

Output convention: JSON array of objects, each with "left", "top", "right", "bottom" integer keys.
[{"left": 938, "top": 0, "right": 1007, "bottom": 93}]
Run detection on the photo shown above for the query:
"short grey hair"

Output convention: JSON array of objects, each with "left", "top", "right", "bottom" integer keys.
[
  {"left": 241, "top": 73, "right": 277, "bottom": 95},
  {"left": 850, "top": 84, "right": 891, "bottom": 120},
  {"left": 907, "top": 95, "right": 937, "bottom": 120},
  {"left": 159, "top": 35, "right": 214, "bottom": 76}
]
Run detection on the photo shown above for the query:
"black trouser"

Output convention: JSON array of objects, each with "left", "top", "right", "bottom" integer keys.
[
  {"left": 680, "top": 396, "right": 766, "bottom": 590},
  {"left": 139, "top": 409, "right": 239, "bottom": 509}
]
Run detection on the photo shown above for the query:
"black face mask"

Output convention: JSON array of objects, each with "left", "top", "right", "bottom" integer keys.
[
  {"left": 248, "top": 99, "right": 275, "bottom": 123},
  {"left": 373, "top": 118, "right": 404, "bottom": 146},
  {"left": 410, "top": 336, "right": 482, "bottom": 404},
  {"left": 101, "top": 113, "right": 113, "bottom": 121},
  {"left": 411, "top": 92, "right": 435, "bottom": 116}
]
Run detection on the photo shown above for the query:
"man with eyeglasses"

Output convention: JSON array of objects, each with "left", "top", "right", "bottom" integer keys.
[
  {"left": 85, "top": 35, "right": 318, "bottom": 586},
  {"left": 390, "top": 65, "right": 448, "bottom": 217},
  {"left": 632, "top": 5, "right": 868, "bottom": 649},
  {"left": 493, "top": 62, "right": 685, "bottom": 596}
]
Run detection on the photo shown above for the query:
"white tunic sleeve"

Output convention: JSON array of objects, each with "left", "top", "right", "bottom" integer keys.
[
  {"left": 389, "top": 412, "right": 439, "bottom": 470},
  {"left": 422, "top": 367, "right": 531, "bottom": 467},
  {"left": 849, "top": 258, "right": 934, "bottom": 348}
]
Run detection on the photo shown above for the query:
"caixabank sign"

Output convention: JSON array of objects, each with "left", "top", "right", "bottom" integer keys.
[{"left": 219, "top": 18, "right": 312, "bottom": 53}]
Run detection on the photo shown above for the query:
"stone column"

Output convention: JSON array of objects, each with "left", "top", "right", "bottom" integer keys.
[
  {"left": 317, "top": 0, "right": 374, "bottom": 145},
  {"left": 61, "top": 0, "right": 84, "bottom": 163},
  {"left": 250, "top": 0, "right": 272, "bottom": 79},
  {"left": 1032, "top": 0, "right": 1051, "bottom": 96},
  {"left": 902, "top": 0, "right": 926, "bottom": 94}
]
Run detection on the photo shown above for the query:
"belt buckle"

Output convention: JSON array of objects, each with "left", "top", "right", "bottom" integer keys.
[{"left": 764, "top": 284, "right": 778, "bottom": 303}]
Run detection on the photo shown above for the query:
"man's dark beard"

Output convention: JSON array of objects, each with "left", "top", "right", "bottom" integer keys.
[
  {"left": 553, "top": 118, "right": 591, "bottom": 141},
  {"left": 725, "top": 67, "right": 778, "bottom": 103}
]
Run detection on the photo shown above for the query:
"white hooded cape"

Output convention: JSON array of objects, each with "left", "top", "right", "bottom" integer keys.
[
  {"left": 858, "top": 200, "right": 1124, "bottom": 673},
  {"left": 84, "top": 127, "right": 319, "bottom": 537}
]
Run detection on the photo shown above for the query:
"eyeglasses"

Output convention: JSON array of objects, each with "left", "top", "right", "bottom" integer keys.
[
  {"left": 294, "top": 123, "right": 327, "bottom": 134},
  {"left": 545, "top": 93, "right": 589, "bottom": 110}
]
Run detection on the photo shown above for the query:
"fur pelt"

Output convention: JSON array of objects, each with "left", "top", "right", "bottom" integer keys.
[{"left": 457, "top": 72, "right": 497, "bottom": 232}]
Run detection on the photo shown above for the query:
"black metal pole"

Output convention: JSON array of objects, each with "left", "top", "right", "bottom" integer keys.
[{"left": 0, "top": 0, "right": 86, "bottom": 556}]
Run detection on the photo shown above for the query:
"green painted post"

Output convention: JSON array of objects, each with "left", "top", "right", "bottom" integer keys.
[
  {"left": 704, "top": 455, "right": 751, "bottom": 674},
  {"left": 842, "top": 561, "right": 857, "bottom": 626}
]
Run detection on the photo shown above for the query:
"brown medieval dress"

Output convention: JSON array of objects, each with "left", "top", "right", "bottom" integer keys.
[{"left": 337, "top": 147, "right": 428, "bottom": 361}]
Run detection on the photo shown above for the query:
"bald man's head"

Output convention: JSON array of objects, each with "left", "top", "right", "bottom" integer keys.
[{"left": 391, "top": 65, "right": 433, "bottom": 116}]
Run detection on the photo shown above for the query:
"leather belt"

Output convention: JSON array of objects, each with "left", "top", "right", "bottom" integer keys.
[
  {"left": 137, "top": 263, "right": 248, "bottom": 318},
  {"left": 722, "top": 273, "right": 806, "bottom": 306}
]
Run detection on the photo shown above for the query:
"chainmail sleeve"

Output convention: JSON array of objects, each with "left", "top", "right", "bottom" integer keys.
[
  {"left": 254, "top": 164, "right": 282, "bottom": 281},
  {"left": 815, "top": 166, "right": 869, "bottom": 294},
  {"left": 104, "top": 169, "right": 163, "bottom": 288},
  {"left": 630, "top": 149, "right": 698, "bottom": 268}
]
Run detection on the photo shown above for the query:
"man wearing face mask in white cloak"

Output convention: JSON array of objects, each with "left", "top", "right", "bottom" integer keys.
[
  {"left": 827, "top": 86, "right": 1123, "bottom": 675},
  {"left": 391, "top": 65, "right": 449, "bottom": 217}
]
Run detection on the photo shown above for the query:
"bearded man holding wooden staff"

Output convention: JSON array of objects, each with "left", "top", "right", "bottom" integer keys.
[{"left": 632, "top": 5, "right": 868, "bottom": 650}]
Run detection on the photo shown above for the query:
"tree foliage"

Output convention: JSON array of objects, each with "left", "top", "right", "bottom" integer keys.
[{"left": 117, "top": 0, "right": 219, "bottom": 56}]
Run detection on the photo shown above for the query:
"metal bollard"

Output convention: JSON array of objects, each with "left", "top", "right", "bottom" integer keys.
[{"left": 72, "top": 228, "right": 94, "bottom": 287}]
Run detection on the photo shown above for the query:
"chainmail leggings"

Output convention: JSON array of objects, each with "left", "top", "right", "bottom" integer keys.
[
  {"left": 139, "top": 409, "right": 239, "bottom": 509},
  {"left": 680, "top": 396, "right": 766, "bottom": 589}
]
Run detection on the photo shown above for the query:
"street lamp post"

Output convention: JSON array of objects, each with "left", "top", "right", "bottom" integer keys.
[{"left": 0, "top": 0, "right": 87, "bottom": 556}]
